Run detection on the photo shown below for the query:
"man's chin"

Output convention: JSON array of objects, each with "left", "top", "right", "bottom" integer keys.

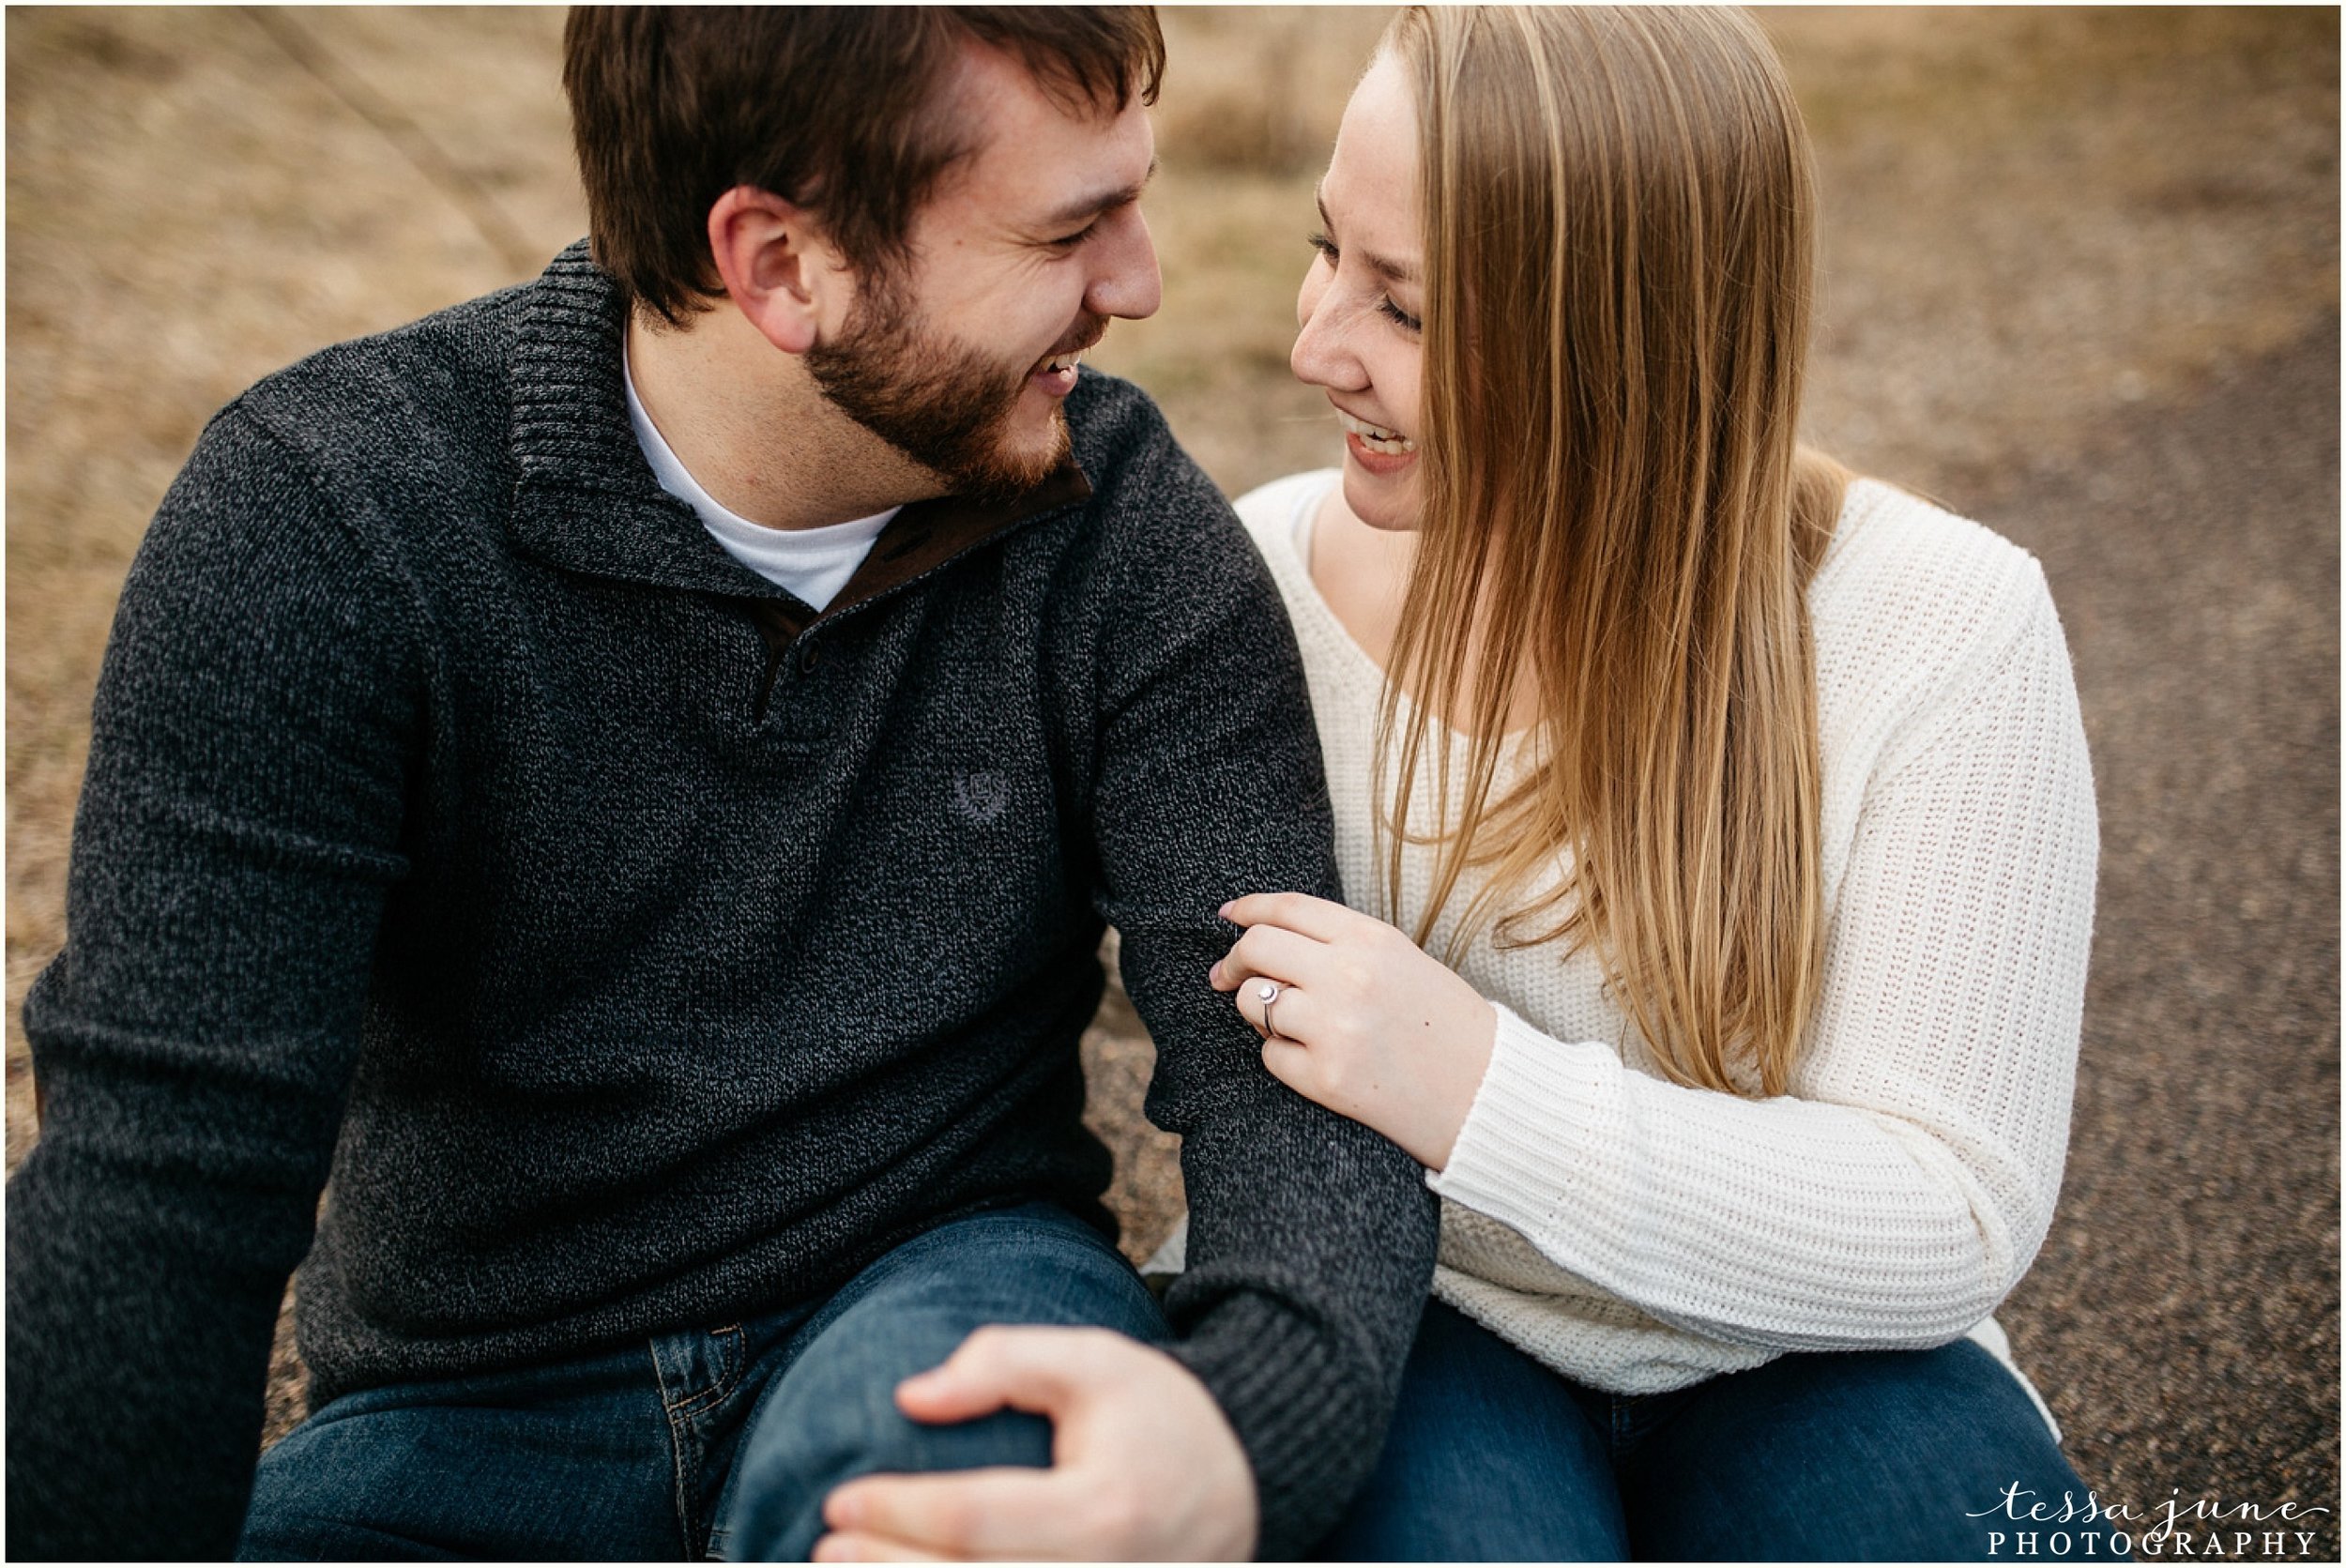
[{"left": 938, "top": 412, "right": 1072, "bottom": 505}]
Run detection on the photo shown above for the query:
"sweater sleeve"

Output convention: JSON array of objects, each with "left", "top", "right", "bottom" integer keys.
[
  {"left": 6, "top": 407, "right": 420, "bottom": 1558},
  {"left": 1082, "top": 443, "right": 1438, "bottom": 1556},
  {"left": 1429, "top": 571, "right": 2097, "bottom": 1349}
]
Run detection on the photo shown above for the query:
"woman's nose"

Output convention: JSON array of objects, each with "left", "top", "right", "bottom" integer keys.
[{"left": 1290, "top": 266, "right": 1365, "bottom": 392}]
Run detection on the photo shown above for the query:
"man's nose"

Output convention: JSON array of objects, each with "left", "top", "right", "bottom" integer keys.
[{"left": 1085, "top": 206, "right": 1162, "bottom": 323}]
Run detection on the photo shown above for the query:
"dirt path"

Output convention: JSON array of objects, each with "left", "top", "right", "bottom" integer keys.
[{"left": 1979, "top": 316, "right": 2340, "bottom": 1553}]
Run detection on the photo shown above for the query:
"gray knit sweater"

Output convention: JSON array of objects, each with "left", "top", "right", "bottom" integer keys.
[{"left": 6, "top": 244, "right": 1437, "bottom": 1560}]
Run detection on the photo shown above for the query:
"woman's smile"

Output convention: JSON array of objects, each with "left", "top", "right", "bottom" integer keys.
[{"left": 1336, "top": 407, "right": 1418, "bottom": 473}]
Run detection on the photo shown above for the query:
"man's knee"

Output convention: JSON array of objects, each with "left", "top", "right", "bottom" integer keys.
[
  {"left": 712, "top": 1206, "right": 1167, "bottom": 1561},
  {"left": 714, "top": 1350, "right": 1053, "bottom": 1560}
]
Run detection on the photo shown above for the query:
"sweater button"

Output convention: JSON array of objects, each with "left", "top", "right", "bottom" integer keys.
[{"left": 800, "top": 644, "right": 821, "bottom": 673}]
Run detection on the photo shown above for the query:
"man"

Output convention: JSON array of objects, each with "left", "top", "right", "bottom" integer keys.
[{"left": 5, "top": 8, "right": 1437, "bottom": 1560}]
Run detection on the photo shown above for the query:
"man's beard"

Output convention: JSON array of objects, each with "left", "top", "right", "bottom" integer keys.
[{"left": 806, "top": 280, "right": 1098, "bottom": 506}]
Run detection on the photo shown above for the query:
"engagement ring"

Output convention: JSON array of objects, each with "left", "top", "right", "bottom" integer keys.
[{"left": 1257, "top": 980, "right": 1285, "bottom": 1039}]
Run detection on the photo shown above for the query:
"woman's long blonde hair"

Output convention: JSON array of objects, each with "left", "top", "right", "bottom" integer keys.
[{"left": 1381, "top": 7, "right": 1847, "bottom": 1097}]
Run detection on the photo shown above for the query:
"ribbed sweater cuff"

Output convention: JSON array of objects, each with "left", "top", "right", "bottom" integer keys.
[
  {"left": 1166, "top": 1295, "right": 1380, "bottom": 1560},
  {"left": 1428, "top": 1003, "right": 1610, "bottom": 1241}
]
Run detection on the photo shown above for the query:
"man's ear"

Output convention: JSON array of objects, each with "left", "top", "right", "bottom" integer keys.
[{"left": 707, "top": 186, "right": 844, "bottom": 356}]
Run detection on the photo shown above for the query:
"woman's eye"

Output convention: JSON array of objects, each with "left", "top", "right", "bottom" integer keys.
[{"left": 1311, "top": 228, "right": 1417, "bottom": 330}]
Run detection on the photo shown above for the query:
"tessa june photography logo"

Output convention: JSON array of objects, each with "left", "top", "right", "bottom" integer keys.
[{"left": 1973, "top": 1484, "right": 2332, "bottom": 1558}]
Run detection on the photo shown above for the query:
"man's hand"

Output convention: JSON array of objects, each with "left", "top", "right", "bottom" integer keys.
[{"left": 814, "top": 1326, "right": 1258, "bottom": 1562}]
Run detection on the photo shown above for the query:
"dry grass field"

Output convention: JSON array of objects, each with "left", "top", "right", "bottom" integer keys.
[{"left": 8, "top": 5, "right": 2338, "bottom": 1549}]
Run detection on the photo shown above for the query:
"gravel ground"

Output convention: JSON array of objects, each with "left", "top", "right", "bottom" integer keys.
[
  {"left": 8, "top": 6, "right": 2337, "bottom": 1544},
  {"left": 1971, "top": 317, "right": 2341, "bottom": 1557}
]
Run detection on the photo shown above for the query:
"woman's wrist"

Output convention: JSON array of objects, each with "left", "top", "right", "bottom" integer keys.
[{"left": 1416, "top": 995, "right": 1499, "bottom": 1172}]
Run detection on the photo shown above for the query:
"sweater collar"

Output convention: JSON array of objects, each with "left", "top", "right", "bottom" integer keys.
[{"left": 506, "top": 241, "right": 1091, "bottom": 614}]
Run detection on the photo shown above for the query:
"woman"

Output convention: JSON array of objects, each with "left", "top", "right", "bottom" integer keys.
[{"left": 1203, "top": 8, "right": 2122, "bottom": 1560}]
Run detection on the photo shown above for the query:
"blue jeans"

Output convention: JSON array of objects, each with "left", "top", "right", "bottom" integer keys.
[
  {"left": 1318, "top": 1300, "right": 2127, "bottom": 1561},
  {"left": 237, "top": 1202, "right": 1166, "bottom": 1560}
]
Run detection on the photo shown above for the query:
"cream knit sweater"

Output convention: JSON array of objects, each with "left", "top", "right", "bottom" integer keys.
[{"left": 1211, "top": 468, "right": 2096, "bottom": 1407}]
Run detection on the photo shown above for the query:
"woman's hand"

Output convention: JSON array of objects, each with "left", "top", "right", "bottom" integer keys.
[{"left": 1209, "top": 892, "right": 1497, "bottom": 1171}]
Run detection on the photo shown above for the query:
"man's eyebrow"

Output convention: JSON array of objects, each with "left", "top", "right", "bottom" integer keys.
[
  {"left": 1039, "top": 157, "right": 1159, "bottom": 230},
  {"left": 1315, "top": 183, "right": 1422, "bottom": 286}
]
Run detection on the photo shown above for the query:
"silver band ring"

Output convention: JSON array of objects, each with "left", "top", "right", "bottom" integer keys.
[{"left": 1257, "top": 980, "right": 1285, "bottom": 1040}]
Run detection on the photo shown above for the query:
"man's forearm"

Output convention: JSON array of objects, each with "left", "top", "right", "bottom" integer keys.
[
  {"left": 7, "top": 1122, "right": 313, "bottom": 1557},
  {"left": 1142, "top": 1031, "right": 1437, "bottom": 1557}
]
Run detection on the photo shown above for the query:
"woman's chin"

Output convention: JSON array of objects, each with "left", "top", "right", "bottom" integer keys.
[{"left": 1341, "top": 461, "right": 1424, "bottom": 532}]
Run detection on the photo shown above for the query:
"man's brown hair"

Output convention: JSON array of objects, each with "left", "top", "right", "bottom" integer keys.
[{"left": 563, "top": 7, "right": 1165, "bottom": 325}]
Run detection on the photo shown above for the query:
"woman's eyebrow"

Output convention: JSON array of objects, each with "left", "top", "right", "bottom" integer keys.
[{"left": 1315, "top": 184, "right": 1421, "bottom": 286}]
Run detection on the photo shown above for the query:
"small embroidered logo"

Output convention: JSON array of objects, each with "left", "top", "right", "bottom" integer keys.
[{"left": 952, "top": 771, "right": 1009, "bottom": 826}]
